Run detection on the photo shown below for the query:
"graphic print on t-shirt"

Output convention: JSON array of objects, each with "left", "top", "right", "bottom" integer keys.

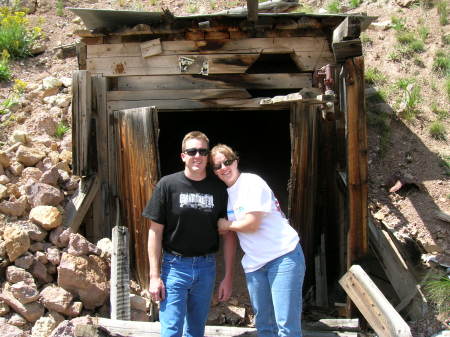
[{"left": 179, "top": 193, "right": 214, "bottom": 212}]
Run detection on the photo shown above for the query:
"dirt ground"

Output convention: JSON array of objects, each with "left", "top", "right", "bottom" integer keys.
[{"left": 1, "top": 0, "right": 449, "bottom": 335}]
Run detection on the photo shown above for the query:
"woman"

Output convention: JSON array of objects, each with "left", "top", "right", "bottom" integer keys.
[{"left": 210, "top": 144, "right": 305, "bottom": 337}]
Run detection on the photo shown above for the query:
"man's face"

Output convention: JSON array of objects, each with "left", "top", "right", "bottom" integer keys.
[{"left": 181, "top": 138, "right": 209, "bottom": 174}]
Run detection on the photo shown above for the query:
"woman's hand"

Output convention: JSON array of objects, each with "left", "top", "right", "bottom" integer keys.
[{"left": 218, "top": 218, "right": 231, "bottom": 235}]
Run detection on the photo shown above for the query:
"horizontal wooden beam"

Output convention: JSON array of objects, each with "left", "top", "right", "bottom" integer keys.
[
  {"left": 107, "top": 89, "right": 251, "bottom": 101},
  {"left": 339, "top": 265, "right": 412, "bottom": 337},
  {"left": 86, "top": 37, "right": 331, "bottom": 57},
  {"left": 108, "top": 98, "right": 288, "bottom": 111},
  {"left": 116, "top": 73, "right": 312, "bottom": 90},
  {"left": 86, "top": 54, "right": 259, "bottom": 76},
  {"left": 87, "top": 318, "right": 360, "bottom": 337}
]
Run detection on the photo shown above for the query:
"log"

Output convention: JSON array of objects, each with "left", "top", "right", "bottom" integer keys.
[
  {"left": 435, "top": 210, "right": 450, "bottom": 223},
  {"left": 339, "top": 265, "right": 412, "bottom": 337}
]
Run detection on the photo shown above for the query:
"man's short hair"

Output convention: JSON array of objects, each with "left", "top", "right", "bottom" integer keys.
[{"left": 181, "top": 131, "right": 210, "bottom": 151}]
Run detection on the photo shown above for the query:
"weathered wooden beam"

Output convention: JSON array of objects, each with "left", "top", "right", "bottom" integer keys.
[
  {"left": 86, "top": 37, "right": 332, "bottom": 59},
  {"left": 214, "top": 0, "right": 299, "bottom": 14},
  {"left": 304, "top": 318, "right": 360, "bottom": 332},
  {"left": 111, "top": 225, "right": 130, "bottom": 320},
  {"left": 339, "top": 265, "right": 413, "bottom": 337},
  {"left": 86, "top": 54, "right": 259, "bottom": 76},
  {"left": 368, "top": 218, "right": 427, "bottom": 320},
  {"left": 115, "top": 73, "right": 312, "bottom": 91},
  {"left": 107, "top": 89, "right": 251, "bottom": 101},
  {"left": 332, "top": 17, "right": 362, "bottom": 62},
  {"left": 63, "top": 175, "right": 100, "bottom": 233},
  {"left": 435, "top": 210, "right": 450, "bottom": 223},
  {"left": 86, "top": 318, "right": 361, "bottom": 337},
  {"left": 247, "top": 0, "right": 258, "bottom": 22},
  {"left": 108, "top": 98, "right": 289, "bottom": 111},
  {"left": 140, "top": 38, "right": 162, "bottom": 58}
]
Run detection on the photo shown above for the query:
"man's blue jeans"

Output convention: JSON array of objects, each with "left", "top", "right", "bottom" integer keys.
[
  {"left": 159, "top": 252, "right": 216, "bottom": 337},
  {"left": 245, "top": 243, "right": 305, "bottom": 337}
]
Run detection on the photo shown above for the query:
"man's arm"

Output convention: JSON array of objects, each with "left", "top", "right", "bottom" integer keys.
[
  {"left": 148, "top": 221, "right": 165, "bottom": 302},
  {"left": 217, "top": 231, "right": 237, "bottom": 302}
]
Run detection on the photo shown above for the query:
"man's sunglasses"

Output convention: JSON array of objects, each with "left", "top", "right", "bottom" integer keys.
[
  {"left": 212, "top": 159, "right": 235, "bottom": 171},
  {"left": 184, "top": 148, "right": 209, "bottom": 156}
]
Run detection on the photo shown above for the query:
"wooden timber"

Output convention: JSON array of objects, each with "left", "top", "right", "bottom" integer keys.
[
  {"left": 107, "top": 89, "right": 252, "bottom": 101},
  {"left": 339, "top": 265, "right": 412, "bottom": 337},
  {"left": 113, "top": 106, "right": 160, "bottom": 288},
  {"left": 71, "top": 70, "right": 92, "bottom": 176},
  {"left": 63, "top": 175, "right": 100, "bottom": 233},
  {"left": 332, "top": 17, "right": 362, "bottom": 62},
  {"left": 115, "top": 73, "right": 312, "bottom": 90},
  {"left": 83, "top": 318, "right": 363, "bottom": 337},
  {"left": 368, "top": 218, "right": 427, "bottom": 320},
  {"left": 288, "top": 102, "right": 320, "bottom": 288}
]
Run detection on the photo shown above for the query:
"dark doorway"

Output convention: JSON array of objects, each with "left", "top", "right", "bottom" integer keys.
[{"left": 157, "top": 110, "right": 291, "bottom": 215}]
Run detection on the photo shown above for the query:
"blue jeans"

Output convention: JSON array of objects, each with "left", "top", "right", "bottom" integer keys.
[
  {"left": 159, "top": 252, "right": 216, "bottom": 337},
  {"left": 245, "top": 244, "right": 305, "bottom": 337}
]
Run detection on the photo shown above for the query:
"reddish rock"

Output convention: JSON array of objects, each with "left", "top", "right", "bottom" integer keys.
[
  {"left": 10, "top": 281, "right": 39, "bottom": 304},
  {"left": 25, "top": 182, "right": 63, "bottom": 207},
  {"left": 30, "top": 260, "right": 53, "bottom": 283},
  {"left": 0, "top": 291, "right": 44, "bottom": 322},
  {"left": 14, "top": 253, "right": 34, "bottom": 269},
  {"left": 39, "top": 166, "right": 60, "bottom": 186},
  {"left": 39, "top": 285, "right": 73, "bottom": 315},
  {"left": 6, "top": 266, "right": 34, "bottom": 284},
  {"left": 46, "top": 246, "right": 60, "bottom": 265},
  {"left": 0, "top": 196, "right": 28, "bottom": 217},
  {"left": 16, "top": 146, "right": 45, "bottom": 167},
  {"left": 29, "top": 205, "right": 62, "bottom": 230},
  {"left": 4, "top": 227, "right": 30, "bottom": 262},
  {"left": 67, "top": 233, "right": 101, "bottom": 257},
  {"left": 0, "top": 320, "right": 28, "bottom": 337}
]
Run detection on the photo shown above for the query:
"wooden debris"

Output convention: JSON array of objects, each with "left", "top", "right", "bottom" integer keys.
[
  {"left": 435, "top": 210, "right": 450, "bottom": 223},
  {"left": 339, "top": 265, "right": 413, "bottom": 337},
  {"left": 111, "top": 226, "right": 130, "bottom": 320},
  {"left": 140, "top": 38, "right": 162, "bottom": 58}
]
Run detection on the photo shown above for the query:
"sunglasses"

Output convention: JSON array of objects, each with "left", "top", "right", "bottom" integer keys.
[
  {"left": 184, "top": 148, "right": 209, "bottom": 156},
  {"left": 212, "top": 159, "right": 235, "bottom": 171}
]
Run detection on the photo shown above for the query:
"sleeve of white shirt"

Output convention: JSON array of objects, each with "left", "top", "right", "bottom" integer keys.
[{"left": 243, "top": 175, "right": 273, "bottom": 213}]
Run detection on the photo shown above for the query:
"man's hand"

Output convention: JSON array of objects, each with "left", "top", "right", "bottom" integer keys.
[
  {"left": 149, "top": 276, "right": 165, "bottom": 302},
  {"left": 218, "top": 218, "right": 231, "bottom": 235},
  {"left": 217, "top": 277, "right": 232, "bottom": 302}
]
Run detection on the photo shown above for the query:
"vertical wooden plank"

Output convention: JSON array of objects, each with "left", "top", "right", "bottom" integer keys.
[
  {"left": 345, "top": 56, "right": 368, "bottom": 316},
  {"left": 114, "top": 106, "right": 160, "bottom": 289},
  {"left": 90, "top": 75, "right": 111, "bottom": 242},
  {"left": 71, "top": 71, "right": 92, "bottom": 177},
  {"left": 289, "top": 102, "right": 319, "bottom": 289},
  {"left": 345, "top": 56, "right": 368, "bottom": 267},
  {"left": 111, "top": 225, "right": 131, "bottom": 320}
]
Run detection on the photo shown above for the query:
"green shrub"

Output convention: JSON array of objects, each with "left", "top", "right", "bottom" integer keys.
[
  {"left": 424, "top": 272, "right": 450, "bottom": 315},
  {"left": 418, "top": 25, "right": 429, "bottom": 41},
  {"left": 396, "top": 30, "right": 425, "bottom": 56},
  {"left": 429, "top": 120, "right": 447, "bottom": 140},
  {"left": 360, "top": 33, "right": 372, "bottom": 44},
  {"left": 443, "top": 34, "right": 450, "bottom": 45},
  {"left": 365, "top": 67, "right": 386, "bottom": 84},
  {"left": 54, "top": 122, "right": 70, "bottom": 139},
  {"left": 437, "top": 0, "right": 448, "bottom": 25},
  {"left": 0, "top": 8, "right": 42, "bottom": 58},
  {"left": 431, "top": 102, "right": 449, "bottom": 120},
  {"left": 326, "top": 0, "right": 341, "bottom": 13},
  {"left": 350, "top": 0, "right": 362, "bottom": 8},
  {"left": 446, "top": 76, "right": 450, "bottom": 100},
  {"left": 398, "top": 82, "right": 421, "bottom": 120},
  {"left": 391, "top": 16, "right": 406, "bottom": 31},
  {"left": 0, "top": 49, "right": 11, "bottom": 81},
  {"left": 433, "top": 50, "right": 450, "bottom": 76},
  {"left": 56, "top": 0, "right": 64, "bottom": 16}
]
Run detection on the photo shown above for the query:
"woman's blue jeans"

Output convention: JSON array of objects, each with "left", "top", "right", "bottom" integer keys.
[
  {"left": 159, "top": 252, "right": 216, "bottom": 337},
  {"left": 245, "top": 243, "right": 305, "bottom": 337}
]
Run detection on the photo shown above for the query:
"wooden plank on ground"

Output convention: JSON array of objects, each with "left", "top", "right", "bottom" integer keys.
[
  {"left": 304, "top": 319, "right": 360, "bottom": 332},
  {"left": 116, "top": 73, "right": 312, "bottom": 90},
  {"left": 339, "top": 265, "right": 412, "bottom": 337},
  {"left": 368, "top": 218, "right": 427, "bottom": 320},
  {"left": 86, "top": 54, "right": 260, "bottom": 76},
  {"left": 90, "top": 318, "right": 361, "bottom": 337},
  {"left": 108, "top": 98, "right": 288, "bottom": 111},
  {"left": 86, "top": 37, "right": 331, "bottom": 57},
  {"left": 107, "top": 89, "right": 251, "bottom": 101},
  {"left": 63, "top": 175, "right": 100, "bottom": 233}
]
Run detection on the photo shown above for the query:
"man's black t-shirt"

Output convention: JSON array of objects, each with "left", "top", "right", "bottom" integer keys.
[{"left": 142, "top": 171, "right": 227, "bottom": 257}]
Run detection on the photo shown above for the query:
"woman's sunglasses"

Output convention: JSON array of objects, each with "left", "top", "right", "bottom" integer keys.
[
  {"left": 184, "top": 148, "right": 209, "bottom": 156},
  {"left": 212, "top": 159, "right": 235, "bottom": 171}
]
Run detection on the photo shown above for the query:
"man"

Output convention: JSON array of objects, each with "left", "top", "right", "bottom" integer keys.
[{"left": 143, "top": 131, "right": 236, "bottom": 337}]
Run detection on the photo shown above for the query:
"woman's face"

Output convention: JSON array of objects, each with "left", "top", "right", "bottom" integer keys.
[{"left": 211, "top": 152, "right": 239, "bottom": 187}]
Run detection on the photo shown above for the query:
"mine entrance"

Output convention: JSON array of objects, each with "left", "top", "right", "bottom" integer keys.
[{"left": 157, "top": 109, "right": 292, "bottom": 306}]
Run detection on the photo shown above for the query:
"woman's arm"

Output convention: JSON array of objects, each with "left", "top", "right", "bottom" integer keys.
[{"left": 218, "top": 211, "right": 265, "bottom": 233}]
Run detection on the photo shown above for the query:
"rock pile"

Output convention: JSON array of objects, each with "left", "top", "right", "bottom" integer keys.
[{"left": 0, "top": 77, "right": 151, "bottom": 337}]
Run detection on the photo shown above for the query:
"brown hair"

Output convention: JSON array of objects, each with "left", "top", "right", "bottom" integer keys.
[
  {"left": 209, "top": 144, "right": 239, "bottom": 165},
  {"left": 181, "top": 131, "right": 209, "bottom": 151}
]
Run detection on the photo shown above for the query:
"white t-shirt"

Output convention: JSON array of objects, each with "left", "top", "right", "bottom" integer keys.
[{"left": 227, "top": 173, "right": 299, "bottom": 273}]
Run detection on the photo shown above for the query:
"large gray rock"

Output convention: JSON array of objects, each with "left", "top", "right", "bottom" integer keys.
[
  {"left": 14, "top": 252, "right": 34, "bottom": 269},
  {"left": 25, "top": 182, "right": 63, "bottom": 207},
  {"left": 67, "top": 233, "right": 101, "bottom": 256},
  {"left": 58, "top": 253, "right": 109, "bottom": 309},
  {"left": 6, "top": 266, "right": 34, "bottom": 284}
]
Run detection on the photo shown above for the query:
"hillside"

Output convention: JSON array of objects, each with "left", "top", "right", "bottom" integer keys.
[{"left": 0, "top": 0, "right": 448, "bottom": 336}]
